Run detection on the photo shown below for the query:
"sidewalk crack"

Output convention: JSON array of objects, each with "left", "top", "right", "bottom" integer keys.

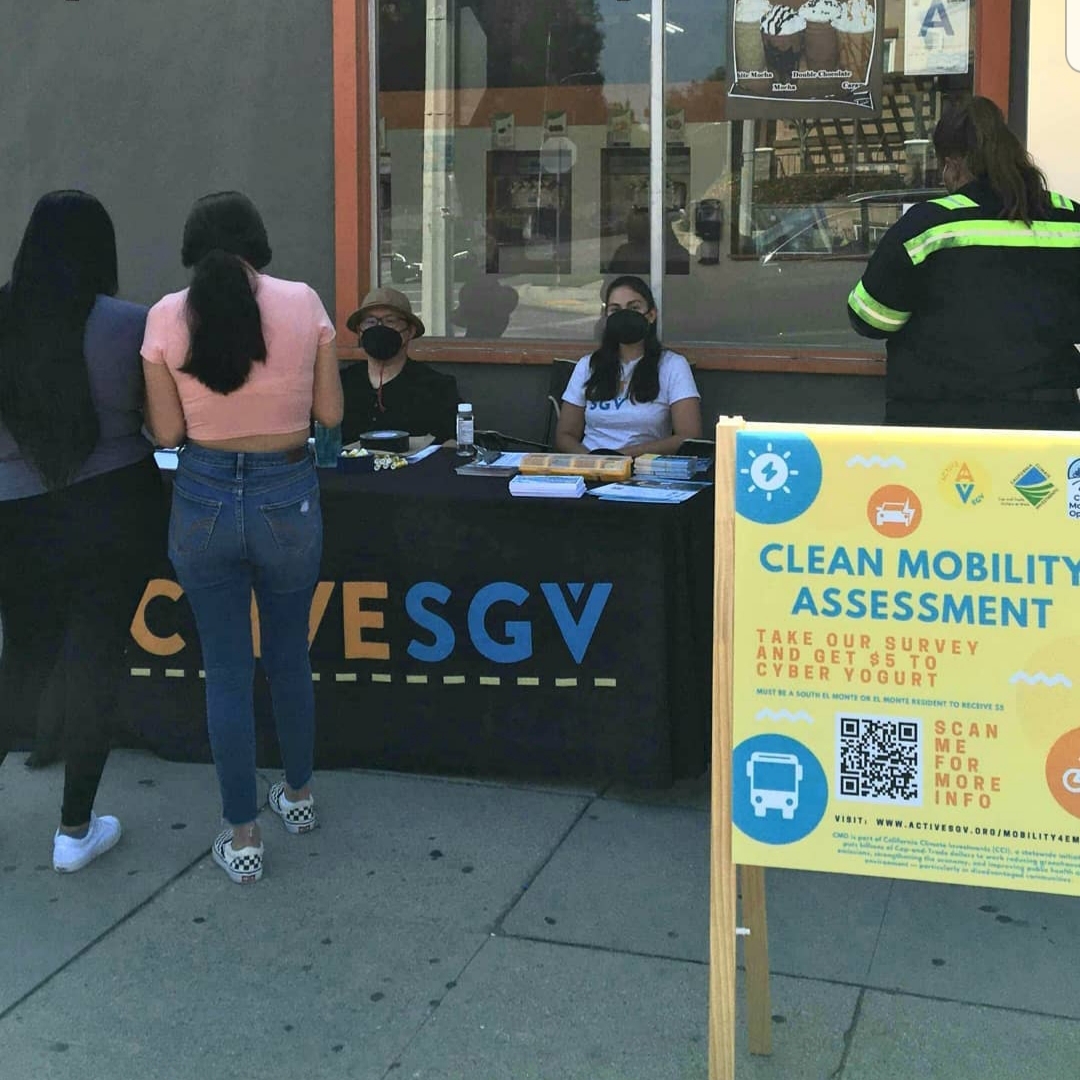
[
  {"left": 488, "top": 791, "right": 600, "bottom": 935},
  {"left": 829, "top": 986, "right": 865, "bottom": 1080},
  {"left": 865, "top": 878, "right": 895, "bottom": 979},
  {"left": 0, "top": 848, "right": 210, "bottom": 1024}
]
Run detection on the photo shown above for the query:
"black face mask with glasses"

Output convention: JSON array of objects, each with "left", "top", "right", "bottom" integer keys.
[{"left": 360, "top": 325, "right": 403, "bottom": 360}]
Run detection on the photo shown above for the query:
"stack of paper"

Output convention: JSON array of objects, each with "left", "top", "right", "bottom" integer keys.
[
  {"left": 633, "top": 454, "right": 704, "bottom": 480},
  {"left": 508, "top": 474, "right": 586, "bottom": 499},
  {"left": 589, "top": 481, "right": 702, "bottom": 503}
]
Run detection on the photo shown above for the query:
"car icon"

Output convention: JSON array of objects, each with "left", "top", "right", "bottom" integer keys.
[{"left": 875, "top": 499, "right": 915, "bottom": 527}]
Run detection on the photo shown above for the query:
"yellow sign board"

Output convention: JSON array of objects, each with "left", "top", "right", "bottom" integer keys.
[{"left": 731, "top": 422, "right": 1080, "bottom": 895}]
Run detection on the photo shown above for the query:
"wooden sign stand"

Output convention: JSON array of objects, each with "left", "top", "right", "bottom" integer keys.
[{"left": 710, "top": 417, "right": 773, "bottom": 1079}]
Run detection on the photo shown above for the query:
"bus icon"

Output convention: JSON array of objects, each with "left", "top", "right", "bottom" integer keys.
[{"left": 746, "top": 751, "right": 803, "bottom": 819}]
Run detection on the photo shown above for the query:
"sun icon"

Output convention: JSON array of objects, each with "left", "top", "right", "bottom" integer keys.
[
  {"left": 740, "top": 442, "right": 797, "bottom": 501},
  {"left": 735, "top": 433, "right": 822, "bottom": 524}
]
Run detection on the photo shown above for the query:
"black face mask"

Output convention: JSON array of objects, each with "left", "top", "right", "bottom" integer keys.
[
  {"left": 361, "top": 325, "right": 404, "bottom": 361},
  {"left": 604, "top": 309, "right": 649, "bottom": 346}
]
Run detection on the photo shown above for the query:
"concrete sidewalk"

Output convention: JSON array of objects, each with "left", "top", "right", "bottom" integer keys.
[{"left": 1, "top": 750, "right": 1077, "bottom": 1080}]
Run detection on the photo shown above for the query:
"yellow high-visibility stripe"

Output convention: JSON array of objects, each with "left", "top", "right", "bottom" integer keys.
[
  {"left": 847, "top": 281, "right": 911, "bottom": 332},
  {"left": 904, "top": 220, "right": 1080, "bottom": 265}
]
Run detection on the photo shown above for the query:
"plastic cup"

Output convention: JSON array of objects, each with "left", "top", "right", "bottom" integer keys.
[{"left": 313, "top": 422, "right": 342, "bottom": 468}]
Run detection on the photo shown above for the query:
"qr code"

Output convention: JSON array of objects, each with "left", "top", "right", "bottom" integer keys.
[{"left": 836, "top": 714, "right": 921, "bottom": 806}]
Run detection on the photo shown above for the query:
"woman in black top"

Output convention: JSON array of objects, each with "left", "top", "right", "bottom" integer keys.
[{"left": 0, "top": 191, "right": 166, "bottom": 872}]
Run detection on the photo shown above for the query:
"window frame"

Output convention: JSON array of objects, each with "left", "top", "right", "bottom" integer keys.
[{"left": 332, "top": 0, "right": 1015, "bottom": 374}]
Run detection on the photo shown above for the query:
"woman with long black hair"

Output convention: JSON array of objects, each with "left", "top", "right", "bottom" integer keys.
[
  {"left": 0, "top": 190, "right": 166, "bottom": 871},
  {"left": 555, "top": 275, "right": 701, "bottom": 456},
  {"left": 142, "top": 192, "right": 342, "bottom": 885},
  {"left": 849, "top": 95, "right": 1080, "bottom": 429}
]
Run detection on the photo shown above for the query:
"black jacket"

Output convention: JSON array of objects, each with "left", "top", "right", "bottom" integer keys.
[
  {"left": 848, "top": 180, "right": 1080, "bottom": 429},
  {"left": 341, "top": 358, "right": 461, "bottom": 443}
]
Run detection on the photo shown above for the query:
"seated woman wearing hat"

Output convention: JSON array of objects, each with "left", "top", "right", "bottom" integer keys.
[{"left": 340, "top": 287, "right": 461, "bottom": 445}]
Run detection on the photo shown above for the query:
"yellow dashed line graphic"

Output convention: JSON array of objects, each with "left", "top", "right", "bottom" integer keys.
[{"left": 128, "top": 667, "right": 616, "bottom": 690}]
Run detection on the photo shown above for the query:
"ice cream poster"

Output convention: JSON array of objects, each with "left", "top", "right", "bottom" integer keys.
[
  {"left": 664, "top": 107, "right": 686, "bottom": 145},
  {"left": 491, "top": 112, "right": 515, "bottom": 150},
  {"left": 728, "top": 423, "right": 1080, "bottom": 896},
  {"left": 607, "top": 104, "right": 633, "bottom": 147},
  {"left": 543, "top": 110, "right": 568, "bottom": 140},
  {"left": 903, "top": 0, "right": 970, "bottom": 76},
  {"left": 728, "top": 0, "right": 884, "bottom": 118}
]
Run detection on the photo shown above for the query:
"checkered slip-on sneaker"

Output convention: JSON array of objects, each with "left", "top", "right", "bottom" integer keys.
[
  {"left": 211, "top": 828, "right": 263, "bottom": 884},
  {"left": 267, "top": 782, "right": 318, "bottom": 834}
]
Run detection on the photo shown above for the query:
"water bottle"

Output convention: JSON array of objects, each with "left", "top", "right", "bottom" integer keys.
[{"left": 456, "top": 403, "right": 475, "bottom": 457}]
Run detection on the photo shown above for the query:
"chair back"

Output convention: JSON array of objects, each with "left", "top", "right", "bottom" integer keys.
[{"left": 543, "top": 357, "right": 579, "bottom": 447}]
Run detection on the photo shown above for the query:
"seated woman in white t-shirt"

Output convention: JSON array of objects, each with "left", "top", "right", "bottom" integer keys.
[{"left": 555, "top": 275, "right": 702, "bottom": 457}]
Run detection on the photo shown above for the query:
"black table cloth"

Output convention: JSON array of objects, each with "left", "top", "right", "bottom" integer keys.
[{"left": 116, "top": 449, "right": 713, "bottom": 784}]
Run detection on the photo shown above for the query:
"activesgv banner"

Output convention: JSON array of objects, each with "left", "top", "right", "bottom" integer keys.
[{"left": 730, "top": 423, "right": 1080, "bottom": 896}]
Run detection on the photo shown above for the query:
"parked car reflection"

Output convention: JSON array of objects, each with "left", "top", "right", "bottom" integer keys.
[
  {"left": 757, "top": 188, "right": 947, "bottom": 264},
  {"left": 388, "top": 248, "right": 480, "bottom": 284}
]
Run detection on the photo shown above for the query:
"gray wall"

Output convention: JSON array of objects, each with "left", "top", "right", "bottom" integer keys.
[{"left": 0, "top": 0, "right": 335, "bottom": 309}]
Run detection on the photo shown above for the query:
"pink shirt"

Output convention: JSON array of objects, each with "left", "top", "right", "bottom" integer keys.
[{"left": 141, "top": 274, "right": 335, "bottom": 440}]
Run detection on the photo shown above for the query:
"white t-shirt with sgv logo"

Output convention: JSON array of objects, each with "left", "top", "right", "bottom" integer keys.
[{"left": 562, "top": 349, "right": 700, "bottom": 452}]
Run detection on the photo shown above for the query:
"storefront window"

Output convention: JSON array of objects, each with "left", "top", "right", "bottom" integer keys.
[
  {"left": 374, "top": 0, "right": 978, "bottom": 348},
  {"left": 664, "top": 0, "right": 976, "bottom": 348}
]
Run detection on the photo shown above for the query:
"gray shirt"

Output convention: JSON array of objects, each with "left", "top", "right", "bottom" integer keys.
[{"left": 0, "top": 294, "right": 154, "bottom": 500}]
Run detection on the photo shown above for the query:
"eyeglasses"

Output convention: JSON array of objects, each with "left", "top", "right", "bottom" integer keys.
[
  {"left": 604, "top": 301, "right": 650, "bottom": 317},
  {"left": 358, "top": 314, "right": 410, "bottom": 332}
]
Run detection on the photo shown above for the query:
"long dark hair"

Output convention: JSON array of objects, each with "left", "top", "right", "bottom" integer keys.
[
  {"left": 0, "top": 190, "right": 117, "bottom": 489},
  {"left": 180, "top": 191, "right": 271, "bottom": 394},
  {"left": 585, "top": 275, "right": 663, "bottom": 404},
  {"left": 933, "top": 96, "right": 1050, "bottom": 224}
]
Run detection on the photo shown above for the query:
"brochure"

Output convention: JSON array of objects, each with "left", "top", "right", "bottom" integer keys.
[
  {"left": 589, "top": 479, "right": 708, "bottom": 504},
  {"left": 508, "top": 474, "right": 586, "bottom": 499}
]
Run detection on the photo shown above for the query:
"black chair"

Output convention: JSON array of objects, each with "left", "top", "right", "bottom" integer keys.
[
  {"left": 475, "top": 429, "right": 549, "bottom": 452},
  {"left": 542, "top": 358, "right": 579, "bottom": 448}
]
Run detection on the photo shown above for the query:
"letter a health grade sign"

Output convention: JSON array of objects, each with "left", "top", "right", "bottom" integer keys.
[{"left": 729, "top": 422, "right": 1080, "bottom": 896}]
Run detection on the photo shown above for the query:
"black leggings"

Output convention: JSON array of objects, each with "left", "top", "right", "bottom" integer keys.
[{"left": 0, "top": 457, "right": 166, "bottom": 825}]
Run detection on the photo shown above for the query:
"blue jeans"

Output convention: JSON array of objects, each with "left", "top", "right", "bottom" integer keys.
[{"left": 169, "top": 445, "right": 322, "bottom": 825}]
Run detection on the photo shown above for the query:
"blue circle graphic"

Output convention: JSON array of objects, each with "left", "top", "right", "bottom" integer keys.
[
  {"left": 735, "top": 432, "right": 823, "bottom": 524},
  {"left": 733, "top": 734, "right": 828, "bottom": 845}
]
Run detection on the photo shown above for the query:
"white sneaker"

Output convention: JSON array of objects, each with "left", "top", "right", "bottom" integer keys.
[
  {"left": 267, "top": 782, "right": 317, "bottom": 834},
  {"left": 53, "top": 812, "right": 122, "bottom": 873},
  {"left": 211, "top": 828, "right": 263, "bottom": 884}
]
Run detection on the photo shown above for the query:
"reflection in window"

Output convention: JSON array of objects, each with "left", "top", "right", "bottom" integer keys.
[
  {"left": 662, "top": 0, "right": 977, "bottom": 347},
  {"left": 374, "top": 0, "right": 979, "bottom": 347}
]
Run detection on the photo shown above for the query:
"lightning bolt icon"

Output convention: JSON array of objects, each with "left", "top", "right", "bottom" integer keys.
[{"left": 761, "top": 460, "right": 778, "bottom": 483}]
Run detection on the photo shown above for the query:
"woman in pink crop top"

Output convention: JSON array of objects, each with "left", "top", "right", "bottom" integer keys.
[{"left": 142, "top": 191, "right": 343, "bottom": 884}]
